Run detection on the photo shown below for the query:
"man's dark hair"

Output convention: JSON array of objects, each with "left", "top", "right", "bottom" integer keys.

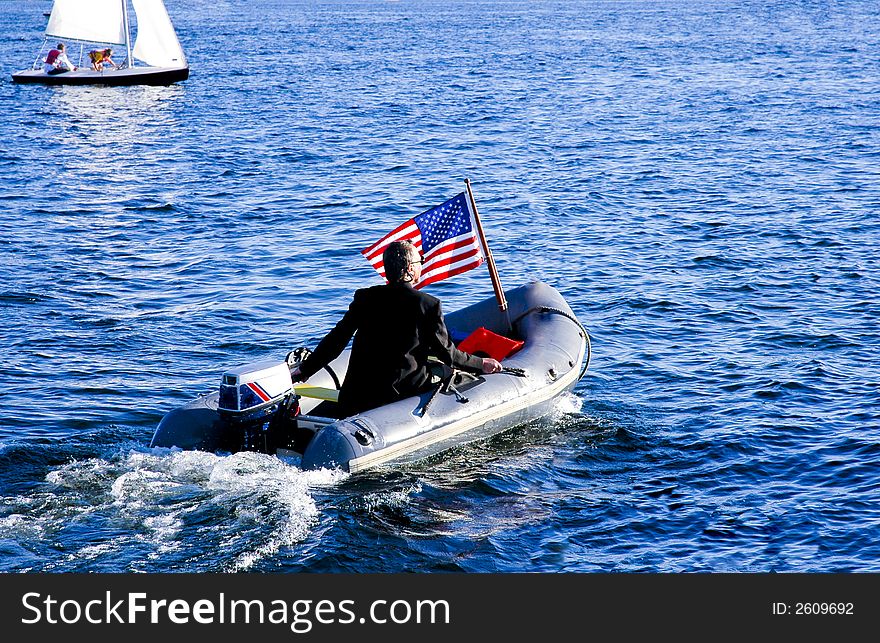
[{"left": 383, "top": 240, "right": 417, "bottom": 283}]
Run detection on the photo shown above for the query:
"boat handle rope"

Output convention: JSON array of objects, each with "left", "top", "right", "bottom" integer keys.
[
  {"left": 510, "top": 306, "right": 592, "bottom": 381},
  {"left": 418, "top": 370, "right": 471, "bottom": 417}
]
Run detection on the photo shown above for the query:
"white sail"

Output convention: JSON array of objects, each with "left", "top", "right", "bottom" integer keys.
[
  {"left": 131, "top": 0, "right": 187, "bottom": 68},
  {"left": 45, "top": 0, "right": 126, "bottom": 46}
]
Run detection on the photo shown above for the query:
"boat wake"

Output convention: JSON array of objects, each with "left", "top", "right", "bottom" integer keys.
[
  {"left": 0, "top": 446, "right": 346, "bottom": 572},
  {"left": 549, "top": 391, "right": 584, "bottom": 417}
]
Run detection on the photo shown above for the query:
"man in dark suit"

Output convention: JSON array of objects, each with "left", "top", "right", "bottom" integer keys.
[{"left": 292, "top": 240, "right": 502, "bottom": 417}]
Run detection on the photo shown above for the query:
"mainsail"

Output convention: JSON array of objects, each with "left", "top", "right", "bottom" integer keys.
[
  {"left": 132, "top": 0, "right": 187, "bottom": 68},
  {"left": 45, "top": 0, "right": 126, "bottom": 46}
]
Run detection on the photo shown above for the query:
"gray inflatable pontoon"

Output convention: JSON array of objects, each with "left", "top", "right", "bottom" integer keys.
[{"left": 150, "top": 281, "right": 591, "bottom": 473}]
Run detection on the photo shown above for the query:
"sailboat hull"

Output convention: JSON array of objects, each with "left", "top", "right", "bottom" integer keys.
[{"left": 11, "top": 65, "right": 189, "bottom": 86}]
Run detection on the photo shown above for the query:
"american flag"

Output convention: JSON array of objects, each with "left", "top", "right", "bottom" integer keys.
[{"left": 362, "top": 192, "right": 485, "bottom": 289}]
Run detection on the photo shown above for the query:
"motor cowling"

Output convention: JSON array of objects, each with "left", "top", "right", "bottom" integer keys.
[
  {"left": 218, "top": 359, "right": 293, "bottom": 418},
  {"left": 217, "top": 359, "right": 299, "bottom": 452}
]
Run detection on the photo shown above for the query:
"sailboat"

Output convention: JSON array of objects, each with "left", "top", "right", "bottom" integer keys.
[{"left": 12, "top": 0, "right": 188, "bottom": 86}]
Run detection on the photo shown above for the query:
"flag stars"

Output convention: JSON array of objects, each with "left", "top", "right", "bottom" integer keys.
[{"left": 417, "top": 195, "right": 472, "bottom": 252}]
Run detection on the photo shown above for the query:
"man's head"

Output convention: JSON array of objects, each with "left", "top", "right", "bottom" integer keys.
[{"left": 383, "top": 240, "right": 422, "bottom": 284}]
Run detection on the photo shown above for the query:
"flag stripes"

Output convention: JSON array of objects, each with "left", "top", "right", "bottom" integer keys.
[{"left": 361, "top": 192, "right": 485, "bottom": 289}]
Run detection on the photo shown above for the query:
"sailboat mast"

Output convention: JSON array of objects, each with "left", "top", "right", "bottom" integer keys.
[{"left": 121, "top": 0, "right": 133, "bottom": 68}]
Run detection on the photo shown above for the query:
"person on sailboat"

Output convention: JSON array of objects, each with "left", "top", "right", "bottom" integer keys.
[
  {"left": 290, "top": 240, "right": 502, "bottom": 418},
  {"left": 88, "top": 48, "right": 118, "bottom": 72},
  {"left": 44, "top": 43, "right": 76, "bottom": 75}
]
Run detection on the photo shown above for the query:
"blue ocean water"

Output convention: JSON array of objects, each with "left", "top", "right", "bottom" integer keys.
[{"left": 0, "top": 0, "right": 878, "bottom": 573}]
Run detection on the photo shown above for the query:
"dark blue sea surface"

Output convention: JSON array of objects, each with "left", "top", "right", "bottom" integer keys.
[{"left": 0, "top": 0, "right": 878, "bottom": 573}]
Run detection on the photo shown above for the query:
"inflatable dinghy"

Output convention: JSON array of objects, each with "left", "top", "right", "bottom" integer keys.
[{"left": 150, "top": 280, "right": 591, "bottom": 473}]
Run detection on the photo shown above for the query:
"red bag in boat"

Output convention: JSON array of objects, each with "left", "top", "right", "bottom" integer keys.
[{"left": 457, "top": 327, "right": 523, "bottom": 361}]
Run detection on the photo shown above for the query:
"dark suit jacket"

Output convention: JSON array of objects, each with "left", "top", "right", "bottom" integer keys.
[{"left": 297, "top": 282, "right": 484, "bottom": 416}]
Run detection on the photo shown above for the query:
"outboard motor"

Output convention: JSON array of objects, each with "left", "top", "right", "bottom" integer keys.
[{"left": 217, "top": 359, "right": 300, "bottom": 453}]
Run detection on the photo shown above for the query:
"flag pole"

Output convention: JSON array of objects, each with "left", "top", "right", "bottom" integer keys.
[{"left": 465, "top": 178, "right": 512, "bottom": 333}]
